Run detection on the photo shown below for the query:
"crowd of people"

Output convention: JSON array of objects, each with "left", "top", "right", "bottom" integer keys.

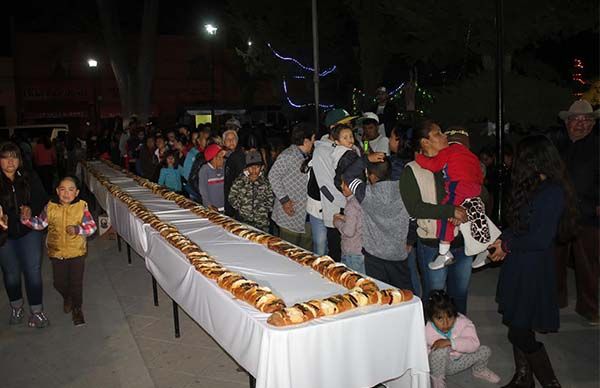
[{"left": 0, "top": 95, "right": 597, "bottom": 388}]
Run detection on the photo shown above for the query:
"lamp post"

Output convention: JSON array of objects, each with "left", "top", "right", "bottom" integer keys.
[
  {"left": 495, "top": 0, "right": 504, "bottom": 224},
  {"left": 204, "top": 24, "right": 217, "bottom": 123},
  {"left": 87, "top": 58, "right": 99, "bottom": 134}
]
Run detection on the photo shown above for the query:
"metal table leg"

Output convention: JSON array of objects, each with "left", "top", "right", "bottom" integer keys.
[
  {"left": 126, "top": 243, "right": 132, "bottom": 265},
  {"left": 152, "top": 276, "right": 159, "bottom": 306},
  {"left": 172, "top": 300, "right": 180, "bottom": 338},
  {"left": 117, "top": 234, "right": 122, "bottom": 252}
]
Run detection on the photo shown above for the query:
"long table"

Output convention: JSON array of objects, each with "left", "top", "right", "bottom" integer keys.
[{"left": 79, "top": 161, "right": 430, "bottom": 388}]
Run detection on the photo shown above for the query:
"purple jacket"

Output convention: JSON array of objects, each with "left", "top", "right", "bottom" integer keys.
[{"left": 333, "top": 195, "right": 363, "bottom": 256}]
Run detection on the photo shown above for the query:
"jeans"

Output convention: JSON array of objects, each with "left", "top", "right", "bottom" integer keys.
[
  {"left": 279, "top": 224, "right": 312, "bottom": 251},
  {"left": 364, "top": 250, "right": 413, "bottom": 291},
  {"left": 417, "top": 240, "right": 472, "bottom": 314},
  {"left": 326, "top": 227, "right": 342, "bottom": 262},
  {"left": 341, "top": 253, "right": 365, "bottom": 274},
  {"left": 0, "top": 231, "right": 44, "bottom": 307},
  {"left": 406, "top": 247, "right": 422, "bottom": 298},
  {"left": 309, "top": 214, "right": 328, "bottom": 256}
]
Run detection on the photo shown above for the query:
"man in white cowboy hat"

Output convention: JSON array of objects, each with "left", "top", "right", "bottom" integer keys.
[{"left": 555, "top": 99, "right": 599, "bottom": 325}]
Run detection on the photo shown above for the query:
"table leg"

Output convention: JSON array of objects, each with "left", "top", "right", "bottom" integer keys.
[
  {"left": 152, "top": 276, "right": 159, "bottom": 306},
  {"left": 117, "top": 234, "right": 122, "bottom": 252},
  {"left": 248, "top": 375, "right": 256, "bottom": 388},
  {"left": 126, "top": 243, "right": 132, "bottom": 265},
  {"left": 172, "top": 300, "right": 180, "bottom": 338}
]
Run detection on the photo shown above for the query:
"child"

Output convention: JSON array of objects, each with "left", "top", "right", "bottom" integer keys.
[
  {"left": 343, "top": 158, "right": 412, "bottom": 290},
  {"left": 426, "top": 290, "right": 500, "bottom": 388},
  {"left": 415, "top": 126, "right": 485, "bottom": 270},
  {"left": 332, "top": 124, "right": 363, "bottom": 194},
  {"left": 158, "top": 150, "right": 183, "bottom": 192},
  {"left": 22, "top": 176, "right": 97, "bottom": 326},
  {"left": 197, "top": 143, "right": 226, "bottom": 212},
  {"left": 228, "top": 150, "right": 274, "bottom": 232},
  {"left": 333, "top": 178, "right": 364, "bottom": 274}
]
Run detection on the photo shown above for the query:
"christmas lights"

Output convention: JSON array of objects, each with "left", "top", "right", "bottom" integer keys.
[
  {"left": 282, "top": 79, "right": 334, "bottom": 109},
  {"left": 267, "top": 43, "right": 336, "bottom": 76}
]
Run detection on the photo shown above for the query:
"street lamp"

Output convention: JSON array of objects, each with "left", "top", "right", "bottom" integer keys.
[
  {"left": 204, "top": 23, "right": 218, "bottom": 122},
  {"left": 204, "top": 24, "right": 218, "bottom": 35},
  {"left": 247, "top": 40, "right": 253, "bottom": 47},
  {"left": 87, "top": 58, "right": 100, "bottom": 133}
]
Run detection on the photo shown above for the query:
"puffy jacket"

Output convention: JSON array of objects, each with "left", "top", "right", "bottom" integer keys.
[{"left": 47, "top": 200, "right": 88, "bottom": 259}]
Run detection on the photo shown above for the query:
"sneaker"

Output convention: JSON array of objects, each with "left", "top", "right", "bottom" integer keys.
[
  {"left": 472, "top": 250, "right": 491, "bottom": 269},
  {"left": 72, "top": 308, "right": 85, "bottom": 327},
  {"left": 63, "top": 297, "right": 73, "bottom": 314},
  {"left": 9, "top": 306, "right": 25, "bottom": 325},
  {"left": 28, "top": 311, "right": 50, "bottom": 328},
  {"left": 429, "top": 251, "right": 455, "bottom": 270},
  {"left": 472, "top": 367, "right": 501, "bottom": 383}
]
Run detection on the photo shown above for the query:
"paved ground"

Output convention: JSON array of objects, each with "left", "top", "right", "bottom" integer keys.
[{"left": 0, "top": 230, "right": 598, "bottom": 388}]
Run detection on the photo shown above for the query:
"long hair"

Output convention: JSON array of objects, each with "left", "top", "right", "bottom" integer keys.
[{"left": 506, "top": 135, "right": 578, "bottom": 242}]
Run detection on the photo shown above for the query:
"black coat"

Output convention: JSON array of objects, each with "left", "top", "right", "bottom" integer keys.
[
  {"left": 224, "top": 148, "right": 246, "bottom": 217},
  {"left": 561, "top": 133, "right": 599, "bottom": 226},
  {"left": 371, "top": 101, "right": 398, "bottom": 137},
  {"left": 0, "top": 168, "right": 48, "bottom": 241},
  {"left": 496, "top": 181, "right": 564, "bottom": 332}
]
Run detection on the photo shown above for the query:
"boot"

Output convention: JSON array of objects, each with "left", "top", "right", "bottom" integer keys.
[
  {"left": 526, "top": 344, "right": 561, "bottom": 388},
  {"left": 501, "top": 346, "right": 534, "bottom": 388}
]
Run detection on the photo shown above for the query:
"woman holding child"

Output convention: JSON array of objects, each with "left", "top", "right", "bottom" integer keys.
[{"left": 399, "top": 119, "right": 472, "bottom": 314}]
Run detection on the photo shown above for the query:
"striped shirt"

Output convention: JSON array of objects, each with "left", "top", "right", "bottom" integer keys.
[{"left": 198, "top": 162, "right": 225, "bottom": 210}]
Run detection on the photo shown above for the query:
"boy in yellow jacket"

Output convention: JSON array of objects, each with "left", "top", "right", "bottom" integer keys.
[{"left": 22, "top": 176, "right": 97, "bottom": 326}]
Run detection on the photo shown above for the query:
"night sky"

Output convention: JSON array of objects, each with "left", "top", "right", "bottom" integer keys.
[{"left": 1, "top": 1, "right": 598, "bottom": 84}]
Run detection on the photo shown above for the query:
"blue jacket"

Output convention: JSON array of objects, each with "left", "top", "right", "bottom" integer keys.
[
  {"left": 182, "top": 147, "right": 200, "bottom": 180},
  {"left": 158, "top": 166, "right": 183, "bottom": 192}
]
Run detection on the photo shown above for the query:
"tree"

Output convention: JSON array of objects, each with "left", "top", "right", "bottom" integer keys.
[{"left": 96, "top": 0, "right": 159, "bottom": 125}]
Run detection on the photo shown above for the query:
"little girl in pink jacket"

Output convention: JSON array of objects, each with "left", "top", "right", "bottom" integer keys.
[{"left": 425, "top": 290, "right": 500, "bottom": 388}]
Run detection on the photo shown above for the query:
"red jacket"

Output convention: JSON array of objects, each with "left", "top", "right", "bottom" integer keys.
[{"left": 416, "top": 143, "right": 483, "bottom": 185}]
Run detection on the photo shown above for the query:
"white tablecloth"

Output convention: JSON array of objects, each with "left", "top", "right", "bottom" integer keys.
[{"left": 80, "top": 161, "right": 430, "bottom": 388}]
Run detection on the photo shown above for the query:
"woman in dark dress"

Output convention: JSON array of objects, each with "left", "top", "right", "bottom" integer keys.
[{"left": 489, "top": 135, "right": 578, "bottom": 388}]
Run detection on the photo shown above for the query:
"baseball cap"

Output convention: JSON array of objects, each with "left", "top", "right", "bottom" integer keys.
[
  {"left": 204, "top": 143, "right": 223, "bottom": 162},
  {"left": 357, "top": 112, "right": 380, "bottom": 126},
  {"left": 225, "top": 118, "right": 242, "bottom": 129},
  {"left": 245, "top": 150, "right": 263, "bottom": 167},
  {"left": 324, "top": 109, "right": 357, "bottom": 128}
]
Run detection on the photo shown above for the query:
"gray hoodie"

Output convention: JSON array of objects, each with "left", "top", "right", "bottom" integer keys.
[{"left": 348, "top": 178, "right": 410, "bottom": 262}]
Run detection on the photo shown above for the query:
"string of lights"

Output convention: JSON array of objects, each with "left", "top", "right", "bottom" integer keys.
[
  {"left": 282, "top": 79, "right": 334, "bottom": 109},
  {"left": 267, "top": 43, "right": 336, "bottom": 76}
]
